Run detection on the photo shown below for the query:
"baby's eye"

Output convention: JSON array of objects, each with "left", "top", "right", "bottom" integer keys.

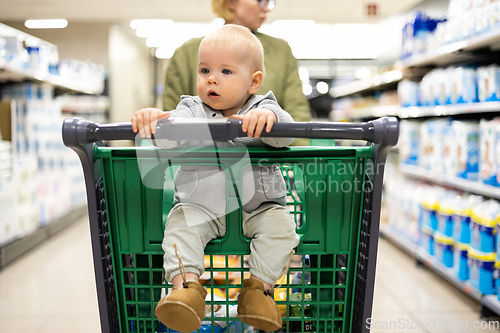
[
  {"left": 222, "top": 69, "right": 232, "bottom": 75},
  {"left": 201, "top": 68, "right": 209, "bottom": 74}
]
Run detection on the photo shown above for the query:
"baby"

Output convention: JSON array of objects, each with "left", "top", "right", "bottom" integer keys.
[{"left": 132, "top": 24, "right": 299, "bottom": 332}]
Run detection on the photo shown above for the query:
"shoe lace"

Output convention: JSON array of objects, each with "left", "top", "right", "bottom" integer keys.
[{"left": 174, "top": 243, "right": 188, "bottom": 288}]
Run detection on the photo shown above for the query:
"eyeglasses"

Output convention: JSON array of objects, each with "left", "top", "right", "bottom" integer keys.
[{"left": 257, "top": 0, "right": 276, "bottom": 10}]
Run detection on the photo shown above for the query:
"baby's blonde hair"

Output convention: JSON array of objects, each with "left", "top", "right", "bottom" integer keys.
[
  {"left": 199, "top": 24, "right": 265, "bottom": 75},
  {"left": 212, "top": 0, "right": 234, "bottom": 22}
]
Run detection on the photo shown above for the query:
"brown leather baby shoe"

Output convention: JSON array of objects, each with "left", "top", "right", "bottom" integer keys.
[
  {"left": 155, "top": 281, "right": 207, "bottom": 332},
  {"left": 237, "top": 278, "right": 282, "bottom": 331}
]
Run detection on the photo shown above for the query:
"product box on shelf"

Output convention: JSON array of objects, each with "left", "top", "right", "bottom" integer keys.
[
  {"left": 454, "top": 242, "right": 469, "bottom": 281},
  {"left": 452, "top": 194, "right": 483, "bottom": 244},
  {"left": 453, "top": 121, "right": 479, "bottom": 180},
  {"left": 422, "top": 225, "right": 435, "bottom": 255},
  {"left": 434, "top": 232, "right": 454, "bottom": 267},
  {"left": 437, "top": 197, "right": 456, "bottom": 237},
  {"left": 477, "top": 65, "right": 500, "bottom": 102},
  {"left": 421, "top": 186, "right": 443, "bottom": 231},
  {"left": 1, "top": 82, "right": 89, "bottom": 239},
  {"left": 470, "top": 200, "right": 499, "bottom": 253},
  {"left": 419, "top": 119, "right": 451, "bottom": 171},
  {"left": 480, "top": 118, "right": 500, "bottom": 186},
  {"left": 0, "top": 179, "right": 17, "bottom": 246},
  {"left": 495, "top": 259, "right": 500, "bottom": 301},
  {"left": 468, "top": 248, "right": 496, "bottom": 295},
  {"left": 453, "top": 67, "right": 478, "bottom": 104},
  {"left": 399, "top": 120, "right": 421, "bottom": 166},
  {"left": 15, "top": 154, "right": 39, "bottom": 237}
]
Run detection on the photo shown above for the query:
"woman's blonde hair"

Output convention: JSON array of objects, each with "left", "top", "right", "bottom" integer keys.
[
  {"left": 212, "top": 0, "right": 234, "bottom": 22},
  {"left": 200, "top": 24, "right": 265, "bottom": 75}
]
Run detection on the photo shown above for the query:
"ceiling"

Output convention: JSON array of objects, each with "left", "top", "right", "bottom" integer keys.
[{"left": 0, "top": 0, "right": 423, "bottom": 24}]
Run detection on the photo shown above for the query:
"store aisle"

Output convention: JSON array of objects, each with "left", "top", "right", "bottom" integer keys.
[
  {"left": 0, "top": 214, "right": 100, "bottom": 333},
  {"left": 1, "top": 216, "right": 499, "bottom": 333}
]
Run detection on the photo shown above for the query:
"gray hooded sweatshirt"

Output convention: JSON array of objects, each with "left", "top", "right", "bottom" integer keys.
[{"left": 156, "top": 91, "right": 294, "bottom": 215}]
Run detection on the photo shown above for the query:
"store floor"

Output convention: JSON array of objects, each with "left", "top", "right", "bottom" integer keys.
[{"left": 1, "top": 216, "right": 499, "bottom": 333}]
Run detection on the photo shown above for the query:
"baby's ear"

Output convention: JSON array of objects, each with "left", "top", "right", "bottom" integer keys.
[{"left": 249, "top": 71, "right": 263, "bottom": 94}]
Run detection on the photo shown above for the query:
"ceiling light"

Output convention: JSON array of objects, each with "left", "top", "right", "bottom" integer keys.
[
  {"left": 355, "top": 67, "right": 372, "bottom": 80},
  {"left": 130, "top": 19, "right": 174, "bottom": 30},
  {"left": 303, "top": 83, "right": 313, "bottom": 96},
  {"left": 316, "top": 81, "right": 329, "bottom": 94},
  {"left": 25, "top": 19, "right": 68, "bottom": 29},
  {"left": 156, "top": 47, "right": 176, "bottom": 59}
]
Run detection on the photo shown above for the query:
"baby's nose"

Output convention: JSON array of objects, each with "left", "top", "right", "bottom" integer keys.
[{"left": 208, "top": 74, "right": 218, "bottom": 84}]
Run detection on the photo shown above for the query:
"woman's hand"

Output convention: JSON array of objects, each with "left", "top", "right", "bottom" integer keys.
[
  {"left": 131, "top": 108, "right": 170, "bottom": 138},
  {"left": 232, "top": 108, "right": 277, "bottom": 138}
]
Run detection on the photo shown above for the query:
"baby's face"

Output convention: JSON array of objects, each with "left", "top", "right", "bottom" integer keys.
[{"left": 197, "top": 42, "right": 257, "bottom": 115}]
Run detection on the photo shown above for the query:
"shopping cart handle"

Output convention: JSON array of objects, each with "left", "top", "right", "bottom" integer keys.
[{"left": 62, "top": 117, "right": 398, "bottom": 148}]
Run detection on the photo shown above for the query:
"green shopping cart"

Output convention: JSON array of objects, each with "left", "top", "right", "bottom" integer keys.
[{"left": 62, "top": 117, "right": 398, "bottom": 333}]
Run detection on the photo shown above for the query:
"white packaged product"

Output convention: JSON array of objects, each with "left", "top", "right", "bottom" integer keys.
[
  {"left": 453, "top": 67, "right": 477, "bottom": 104},
  {"left": 488, "top": 1, "right": 500, "bottom": 28},
  {"left": 442, "top": 123, "right": 457, "bottom": 176},
  {"left": 420, "top": 118, "right": 452, "bottom": 172},
  {"left": 432, "top": 69, "right": 447, "bottom": 106},
  {"left": 419, "top": 74, "right": 432, "bottom": 106},
  {"left": 452, "top": 120, "right": 480, "bottom": 180},
  {"left": 398, "top": 120, "right": 420, "bottom": 165},
  {"left": 409, "top": 183, "right": 424, "bottom": 244},
  {"left": 477, "top": 65, "right": 500, "bottom": 102},
  {"left": 480, "top": 118, "right": 500, "bottom": 186}
]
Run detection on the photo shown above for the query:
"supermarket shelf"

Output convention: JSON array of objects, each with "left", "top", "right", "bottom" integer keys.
[
  {"left": 401, "top": 164, "right": 500, "bottom": 199},
  {"left": 380, "top": 227, "right": 500, "bottom": 316},
  {"left": 338, "top": 102, "right": 500, "bottom": 120},
  {"left": 331, "top": 70, "right": 404, "bottom": 98},
  {"left": 399, "top": 102, "right": 500, "bottom": 118},
  {"left": 401, "top": 27, "right": 500, "bottom": 69},
  {"left": 0, "top": 205, "right": 87, "bottom": 270},
  {"left": 0, "top": 59, "right": 103, "bottom": 95},
  {"left": 347, "top": 105, "right": 400, "bottom": 120}
]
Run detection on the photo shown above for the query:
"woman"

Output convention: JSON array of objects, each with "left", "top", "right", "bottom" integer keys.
[{"left": 162, "top": 0, "right": 312, "bottom": 145}]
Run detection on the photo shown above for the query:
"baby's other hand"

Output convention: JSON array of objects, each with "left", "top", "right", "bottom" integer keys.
[
  {"left": 131, "top": 108, "right": 170, "bottom": 138},
  {"left": 232, "top": 108, "right": 277, "bottom": 138}
]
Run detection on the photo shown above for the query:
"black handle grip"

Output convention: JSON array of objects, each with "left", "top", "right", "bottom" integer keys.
[{"left": 62, "top": 117, "right": 399, "bottom": 148}]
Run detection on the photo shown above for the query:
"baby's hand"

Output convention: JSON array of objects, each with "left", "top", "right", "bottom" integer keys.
[
  {"left": 232, "top": 108, "right": 277, "bottom": 138},
  {"left": 131, "top": 108, "right": 170, "bottom": 138}
]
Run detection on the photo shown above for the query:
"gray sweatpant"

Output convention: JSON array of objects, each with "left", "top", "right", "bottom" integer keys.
[{"left": 162, "top": 202, "right": 300, "bottom": 285}]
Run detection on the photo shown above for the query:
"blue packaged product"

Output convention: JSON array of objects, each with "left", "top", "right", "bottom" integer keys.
[
  {"left": 454, "top": 242, "right": 469, "bottom": 281},
  {"left": 452, "top": 195, "right": 482, "bottom": 244},
  {"left": 468, "top": 248, "right": 496, "bottom": 295},
  {"left": 434, "top": 233, "right": 454, "bottom": 267},
  {"left": 422, "top": 199, "right": 439, "bottom": 231},
  {"left": 422, "top": 226, "right": 435, "bottom": 255},
  {"left": 470, "top": 218, "right": 496, "bottom": 253},
  {"left": 437, "top": 203, "right": 454, "bottom": 237},
  {"left": 497, "top": 221, "right": 500, "bottom": 260},
  {"left": 470, "top": 200, "right": 499, "bottom": 253},
  {"left": 453, "top": 207, "right": 472, "bottom": 244},
  {"left": 494, "top": 260, "right": 500, "bottom": 301},
  {"left": 228, "top": 321, "right": 256, "bottom": 333}
]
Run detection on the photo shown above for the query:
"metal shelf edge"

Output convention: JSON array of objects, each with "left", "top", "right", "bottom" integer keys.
[
  {"left": 380, "top": 227, "right": 500, "bottom": 315},
  {"left": 0, "top": 60, "right": 103, "bottom": 95},
  {"left": 400, "top": 165, "right": 500, "bottom": 199},
  {"left": 400, "top": 27, "right": 500, "bottom": 69}
]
